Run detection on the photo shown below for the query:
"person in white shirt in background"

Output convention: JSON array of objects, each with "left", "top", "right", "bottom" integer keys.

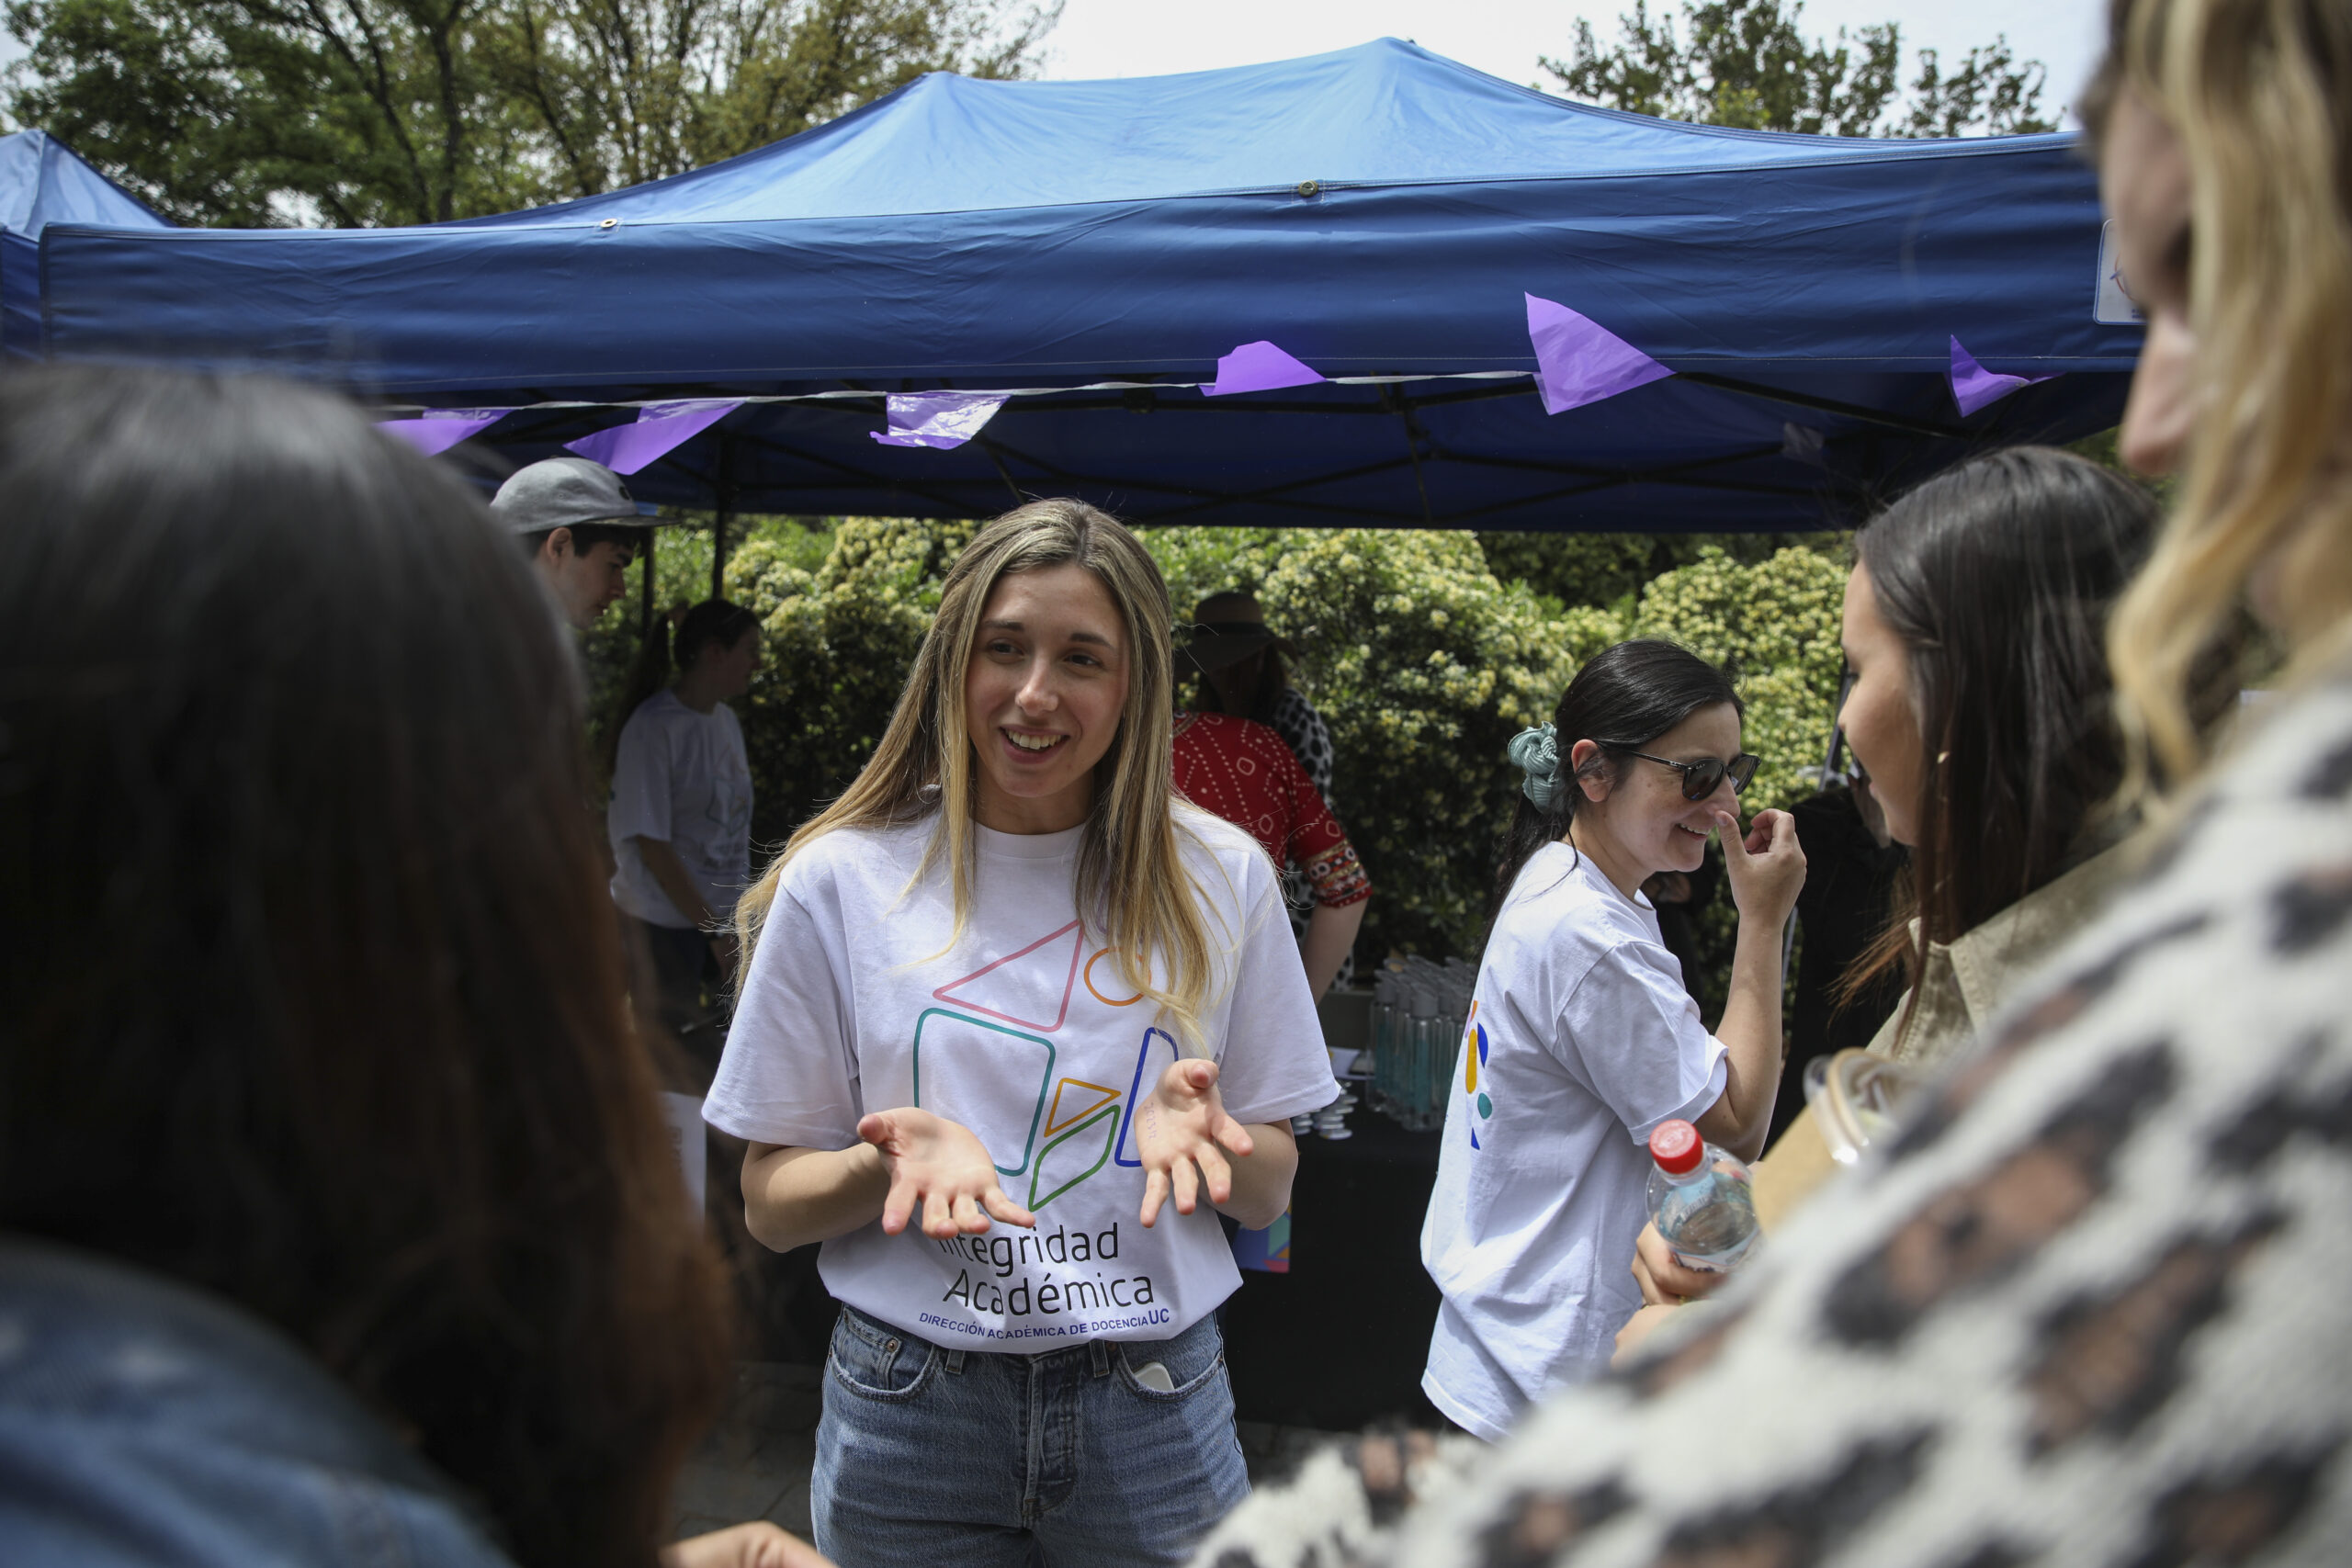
[
  {"left": 608, "top": 598, "right": 763, "bottom": 1046},
  {"left": 704, "top": 499, "right": 1338, "bottom": 1568},
  {"left": 1418, "top": 638, "right": 1804, "bottom": 1441}
]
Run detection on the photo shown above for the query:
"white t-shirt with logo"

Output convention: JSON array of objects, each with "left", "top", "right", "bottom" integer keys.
[
  {"left": 1419, "top": 841, "right": 1729, "bottom": 1440},
  {"left": 607, "top": 690, "right": 752, "bottom": 928},
  {"left": 704, "top": 807, "right": 1339, "bottom": 1348}
]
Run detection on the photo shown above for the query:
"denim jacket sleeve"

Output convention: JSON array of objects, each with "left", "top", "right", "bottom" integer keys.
[{"left": 0, "top": 1238, "right": 519, "bottom": 1568}]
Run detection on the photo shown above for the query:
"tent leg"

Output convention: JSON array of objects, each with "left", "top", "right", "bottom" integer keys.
[
  {"left": 640, "top": 524, "right": 658, "bottom": 638},
  {"left": 712, "top": 436, "right": 735, "bottom": 602}
]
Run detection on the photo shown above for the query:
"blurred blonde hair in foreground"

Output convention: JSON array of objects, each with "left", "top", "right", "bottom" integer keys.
[{"left": 2092, "top": 0, "right": 2352, "bottom": 790}]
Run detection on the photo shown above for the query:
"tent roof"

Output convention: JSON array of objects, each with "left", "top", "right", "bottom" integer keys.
[
  {"left": 2, "top": 129, "right": 168, "bottom": 360},
  {"left": 31, "top": 40, "right": 2143, "bottom": 530},
  {"left": 0, "top": 129, "right": 169, "bottom": 237},
  {"left": 453, "top": 37, "right": 2024, "bottom": 226}
]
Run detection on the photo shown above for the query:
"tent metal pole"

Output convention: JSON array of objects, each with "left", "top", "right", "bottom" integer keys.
[
  {"left": 639, "top": 524, "right": 657, "bottom": 640},
  {"left": 1380, "top": 385, "right": 1435, "bottom": 525},
  {"left": 711, "top": 436, "right": 735, "bottom": 602}
]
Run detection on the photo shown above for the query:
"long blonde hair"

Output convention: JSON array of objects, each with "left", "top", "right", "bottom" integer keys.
[
  {"left": 735, "top": 500, "right": 1225, "bottom": 1050},
  {"left": 2092, "top": 0, "right": 2352, "bottom": 794}
]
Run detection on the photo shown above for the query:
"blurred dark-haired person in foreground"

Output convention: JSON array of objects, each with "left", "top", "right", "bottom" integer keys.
[
  {"left": 0, "top": 367, "right": 824, "bottom": 1568},
  {"left": 1190, "top": 0, "right": 2352, "bottom": 1561}
]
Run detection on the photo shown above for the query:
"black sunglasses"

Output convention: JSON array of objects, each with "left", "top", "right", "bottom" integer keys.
[{"left": 1607, "top": 747, "right": 1761, "bottom": 801}]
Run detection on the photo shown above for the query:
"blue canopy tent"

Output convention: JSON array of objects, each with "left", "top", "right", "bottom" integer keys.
[
  {"left": 29, "top": 39, "right": 2142, "bottom": 531},
  {"left": 0, "top": 130, "right": 169, "bottom": 362}
]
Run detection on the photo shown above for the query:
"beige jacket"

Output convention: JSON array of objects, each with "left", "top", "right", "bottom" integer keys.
[
  {"left": 1751, "top": 839, "right": 2133, "bottom": 1232},
  {"left": 1863, "top": 840, "right": 2131, "bottom": 1069}
]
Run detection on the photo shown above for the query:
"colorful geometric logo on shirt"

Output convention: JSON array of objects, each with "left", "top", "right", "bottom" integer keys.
[
  {"left": 1028, "top": 1101, "right": 1122, "bottom": 1212},
  {"left": 1082, "top": 947, "right": 1148, "bottom": 1008},
  {"left": 932, "top": 919, "right": 1087, "bottom": 1033},
  {"left": 1461, "top": 1000, "right": 1494, "bottom": 1150},
  {"left": 1045, "top": 1077, "right": 1122, "bottom": 1134},
  {"left": 910, "top": 1008, "right": 1054, "bottom": 1177}
]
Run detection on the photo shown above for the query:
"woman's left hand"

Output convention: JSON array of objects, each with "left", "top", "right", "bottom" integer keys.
[{"left": 1133, "top": 1058, "right": 1256, "bottom": 1227}]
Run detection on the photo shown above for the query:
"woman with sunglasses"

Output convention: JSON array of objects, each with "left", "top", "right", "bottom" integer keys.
[{"left": 1416, "top": 638, "right": 1803, "bottom": 1439}]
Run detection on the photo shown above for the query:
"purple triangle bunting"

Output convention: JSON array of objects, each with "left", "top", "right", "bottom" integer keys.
[
  {"left": 1525, "top": 295, "right": 1673, "bottom": 415},
  {"left": 566, "top": 399, "right": 742, "bottom": 475},
  {"left": 1948, "top": 336, "right": 2060, "bottom": 417},
  {"left": 870, "top": 391, "right": 1010, "bottom": 450},
  {"left": 1203, "top": 340, "right": 1326, "bottom": 397},
  {"left": 377, "top": 410, "right": 508, "bottom": 456}
]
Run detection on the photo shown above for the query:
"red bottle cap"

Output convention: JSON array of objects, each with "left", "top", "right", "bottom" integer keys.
[{"left": 1649, "top": 1119, "right": 1703, "bottom": 1175}]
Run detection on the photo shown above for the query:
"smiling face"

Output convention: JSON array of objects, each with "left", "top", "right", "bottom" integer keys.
[
  {"left": 1838, "top": 562, "right": 1928, "bottom": 849},
  {"left": 962, "top": 562, "right": 1131, "bottom": 834},
  {"left": 1572, "top": 701, "right": 1745, "bottom": 891}
]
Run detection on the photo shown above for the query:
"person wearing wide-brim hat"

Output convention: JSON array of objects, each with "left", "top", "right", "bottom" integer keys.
[
  {"left": 491, "top": 456, "right": 654, "bottom": 630},
  {"left": 1181, "top": 592, "right": 1334, "bottom": 806}
]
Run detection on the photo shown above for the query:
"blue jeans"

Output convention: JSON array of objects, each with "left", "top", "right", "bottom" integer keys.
[{"left": 813, "top": 1305, "right": 1250, "bottom": 1567}]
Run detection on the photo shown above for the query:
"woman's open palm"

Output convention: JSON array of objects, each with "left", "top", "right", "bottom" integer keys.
[
  {"left": 1133, "top": 1058, "right": 1256, "bottom": 1227},
  {"left": 857, "top": 1107, "right": 1036, "bottom": 1239}
]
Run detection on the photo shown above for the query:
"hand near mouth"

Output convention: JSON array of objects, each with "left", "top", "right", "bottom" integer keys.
[{"left": 1716, "top": 806, "right": 1805, "bottom": 923}]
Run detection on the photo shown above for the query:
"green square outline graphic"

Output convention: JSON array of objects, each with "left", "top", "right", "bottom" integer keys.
[{"left": 910, "top": 1007, "right": 1056, "bottom": 1179}]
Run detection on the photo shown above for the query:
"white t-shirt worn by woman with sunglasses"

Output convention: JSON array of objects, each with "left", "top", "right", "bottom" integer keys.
[{"left": 1418, "top": 840, "right": 1728, "bottom": 1440}]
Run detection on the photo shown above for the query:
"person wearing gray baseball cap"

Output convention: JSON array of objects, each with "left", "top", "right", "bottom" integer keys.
[{"left": 491, "top": 456, "right": 653, "bottom": 629}]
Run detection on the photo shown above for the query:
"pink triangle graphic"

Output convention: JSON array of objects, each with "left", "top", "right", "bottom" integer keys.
[{"left": 933, "top": 919, "right": 1087, "bottom": 1033}]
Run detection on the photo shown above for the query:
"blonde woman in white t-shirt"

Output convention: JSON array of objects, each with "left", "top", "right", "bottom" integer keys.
[
  {"left": 704, "top": 501, "right": 1339, "bottom": 1568},
  {"left": 1418, "top": 638, "right": 1805, "bottom": 1440}
]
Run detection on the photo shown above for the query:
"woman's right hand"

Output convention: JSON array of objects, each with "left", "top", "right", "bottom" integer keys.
[
  {"left": 857, "top": 1107, "right": 1036, "bottom": 1239},
  {"left": 1716, "top": 807, "right": 1804, "bottom": 924},
  {"left": 1630, "top": 1219, "right": 1727, "bottom": 1305}
]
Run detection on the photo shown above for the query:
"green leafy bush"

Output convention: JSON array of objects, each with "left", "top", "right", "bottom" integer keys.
[
  {"left": 703, "top": 515, "right": 1843, "bottom": 977},
  {"left": 1151, "top": 527, "right": 1580, "bottom": 960},
  {"left": 726, "top": 515, "right": 973, "bottom": 843},
  {"left": 1626, "top": 544, "right": 1850, "bottom": 810}
]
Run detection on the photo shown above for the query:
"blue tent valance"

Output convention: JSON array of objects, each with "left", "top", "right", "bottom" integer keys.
[{"left": 26, "top": 40, "right": 2143, "bottom": 530}]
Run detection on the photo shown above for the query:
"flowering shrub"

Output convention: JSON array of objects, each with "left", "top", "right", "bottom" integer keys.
[
  {"left": 717, "top": 515, "right": 1843, "bottom": 969},
  {"left": 1151, "top": 526, "right": 1578, "bottom": 959},
  {"left": 726, "top": 515, "right": 972, "bottom": 843},
  {"left": 1626, "top": 544, "right": 1850, "bottom": 811}
]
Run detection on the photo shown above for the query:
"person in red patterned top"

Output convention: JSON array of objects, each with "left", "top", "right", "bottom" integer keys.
[{"left": 1171, "top": 709, "right": 1370, "bottom": 998}]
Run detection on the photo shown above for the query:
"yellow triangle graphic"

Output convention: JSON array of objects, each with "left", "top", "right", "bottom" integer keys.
[{"left": 1044, "top": 1077, "right": 1122, "bottom": 1136}]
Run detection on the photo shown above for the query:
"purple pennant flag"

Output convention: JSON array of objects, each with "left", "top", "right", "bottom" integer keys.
[
  {"left": 870, "top": 391, "right": 1010, "bottom": 450},
  {"left": 1948, "top": 336, "right": 2060, "bottom": 417},
  {"left": 1525, "top": 295, "right": 1673, "bottom": 415},
  {"left": 1203, "top": 340, "right": 1327, "bottom": 397},
  {"left": 566, "top": 399, "right": 742, "bottom": 475},
  {"left": 378, "top": 410, "right": 507, "bottom": 456}
]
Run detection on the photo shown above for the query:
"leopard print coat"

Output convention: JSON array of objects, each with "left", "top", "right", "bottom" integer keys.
[{"left": 1192, "top": 671, "right": 2352, "bottom": 1568}]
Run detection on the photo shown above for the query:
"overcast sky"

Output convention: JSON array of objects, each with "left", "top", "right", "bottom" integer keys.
[{"left": 2, "top": 1, "right": 2107, "bottom": 130}]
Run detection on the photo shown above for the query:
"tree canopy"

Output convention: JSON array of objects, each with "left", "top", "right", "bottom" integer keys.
[
  {"left": 2, "top": 0, "right": 1058, "bottom": 226},
  {"left": 1544, "top": 0, "right": 2054, "bottom": 138}
]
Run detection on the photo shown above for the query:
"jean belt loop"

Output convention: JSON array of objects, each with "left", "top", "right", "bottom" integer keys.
[
  {"left": 944, "top": 1347, "right": 967, "bottom": 1375},
  {"left": 1089, "top": 1337, "right": 1112, "bottom": 1377}
]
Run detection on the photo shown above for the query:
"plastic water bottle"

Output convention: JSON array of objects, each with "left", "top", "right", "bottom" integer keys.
[{"left": 1645, "top": 1119, "right": 1758, "bottom": 1274}]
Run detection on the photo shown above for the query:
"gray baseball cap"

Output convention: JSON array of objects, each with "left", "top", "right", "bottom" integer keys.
[{"left": 490, "top": 456, "right": 656, "bottom": 536}]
